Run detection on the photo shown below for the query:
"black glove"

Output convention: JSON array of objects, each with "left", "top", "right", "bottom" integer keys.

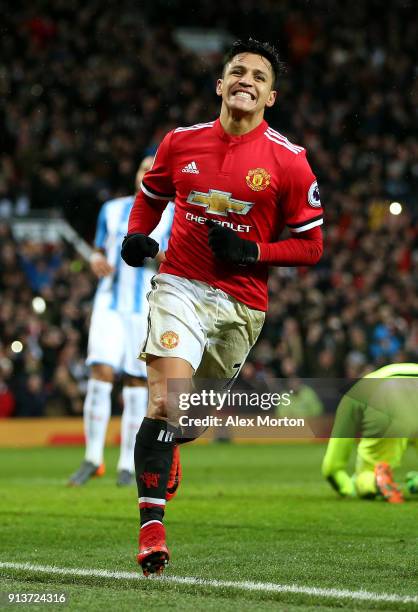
[
  {"left": 206, "top": 220, "right": 258, "bottom": 265},
  {"left": 121, "top": 233, "right": 159, "bottom": 267}
]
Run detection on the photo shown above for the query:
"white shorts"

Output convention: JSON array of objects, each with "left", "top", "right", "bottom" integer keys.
[
  {"left": 87, "top": 307, "right": 147, "bottom": 377},
  {"left": 141, "top": 273, "right": 265, "bottom": 379}
]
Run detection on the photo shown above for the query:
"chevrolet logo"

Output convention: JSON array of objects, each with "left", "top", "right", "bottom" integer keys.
[{"left": 186, "top": 189, "right": 254, "bottom": 217}]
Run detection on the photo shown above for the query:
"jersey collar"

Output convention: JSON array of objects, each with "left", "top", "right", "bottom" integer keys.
[{"left": 213, "top": 118, "right": 268, "bottom": 143}]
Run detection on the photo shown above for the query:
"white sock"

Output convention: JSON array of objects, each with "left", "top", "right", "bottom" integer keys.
[
  {"left": 84, "top": 379, "right": 112, "bottom": 465},
  {"left": 117, "top": 386, "right": 148, "bottom": 472}
]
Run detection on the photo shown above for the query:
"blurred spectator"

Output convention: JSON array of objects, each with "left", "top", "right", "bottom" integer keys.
[
  {"left": 14, "top": 373, "right": 46, "bottom": 417},
  {"left": 276, "top": 357, "right": 324, "bottom": 418},
  {"left": 19, "top": 242, "right": 62, "bottom": 292},
  {"left": 0, "top": 358, "right": 16, "bottom": 418}
]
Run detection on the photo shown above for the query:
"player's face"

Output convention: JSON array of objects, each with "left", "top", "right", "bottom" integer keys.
[{"left": 216, "top": 53, "right": 277, "bottom": 116}]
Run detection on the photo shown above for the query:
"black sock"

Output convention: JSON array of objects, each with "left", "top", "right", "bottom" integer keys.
[{"left": 135, "top": 417, "right": 176, "bottom": 525}]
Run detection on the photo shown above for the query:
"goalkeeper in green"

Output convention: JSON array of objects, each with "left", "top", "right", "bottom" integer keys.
[{"left": 322, "top": 363, "right": 418, "bottom": 503}]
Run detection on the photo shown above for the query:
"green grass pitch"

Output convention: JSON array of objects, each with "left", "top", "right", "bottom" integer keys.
[{"left": 0, "top": 442, "right": 417, "bottom": 610}]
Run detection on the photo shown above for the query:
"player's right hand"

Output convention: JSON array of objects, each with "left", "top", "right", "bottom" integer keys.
[
  {"left": 90, "top": 252, "right": 114, "bottom": 277},
  {"left": 121, "top": 233, "right": 159, "bottom": 267}
]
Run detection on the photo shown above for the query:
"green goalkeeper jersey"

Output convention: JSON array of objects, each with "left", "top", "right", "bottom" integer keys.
[{"left": 322, "top": 363, "right": 418, "bottom": 496}]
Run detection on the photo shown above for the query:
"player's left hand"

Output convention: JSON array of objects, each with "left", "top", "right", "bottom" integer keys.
[{"left": 206, "top": 220, "right": 259, "bottom": 265}]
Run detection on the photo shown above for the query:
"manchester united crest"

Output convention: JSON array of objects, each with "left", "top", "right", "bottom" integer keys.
[
  {"left": 246, "top": 168, "right": 271, "bottom": 191},
  {"left": 160, "top": 331, "right": 179, "bottom": 349}
]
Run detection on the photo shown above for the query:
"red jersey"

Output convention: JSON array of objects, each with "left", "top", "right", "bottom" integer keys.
[{"left": 129, "top": 118, "right": 323, "bottom": 311}]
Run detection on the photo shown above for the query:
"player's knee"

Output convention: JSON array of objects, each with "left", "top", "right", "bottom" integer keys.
[
  {"left": 90, "top": 364, "right": 114, "bottom": 383},
  {"left": 123, "top": 374, "right": 147, "bottom": 388},
  {"left": 147, "top": 393, "right": 169, "bottom": 419}
]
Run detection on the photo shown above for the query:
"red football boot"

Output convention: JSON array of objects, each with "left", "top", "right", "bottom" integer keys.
[
  {"left": 375, "top": 462, "right": 404, "bottom": 504},
  {"left": 166, "top": 444, "right": 182, "bottom": 501},
  {"left": 137, "top": 521, "right": 169, "bottom": 576}
]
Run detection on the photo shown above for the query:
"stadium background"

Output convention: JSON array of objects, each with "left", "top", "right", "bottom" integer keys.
[
  {"left": 1, "top": 3, "right": 418, "bottom": 609},
  {"left": 0, "top": 0, "right": 417, "bottom": 420}
]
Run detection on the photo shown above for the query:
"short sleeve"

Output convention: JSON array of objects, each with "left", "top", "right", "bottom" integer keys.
[{"left": 280, "top": 151, "right": 324, "bottom": 233}]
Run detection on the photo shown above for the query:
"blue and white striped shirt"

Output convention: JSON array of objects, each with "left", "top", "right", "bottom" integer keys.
[{"left": 93, "top": 196, "right": 173, "bottom": 314}]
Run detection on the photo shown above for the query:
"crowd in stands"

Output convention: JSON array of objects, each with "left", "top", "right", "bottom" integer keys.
[
  {"left": 0, "top": 222, "right": 92, "bottom": 416},
  {"left": 0, "top": 1, "right": 417, "bottom": 416}
]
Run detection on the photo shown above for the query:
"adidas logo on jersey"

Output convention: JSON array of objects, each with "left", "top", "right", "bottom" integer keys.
[{"left": 182, "top": 161, "right": 199, "bottom": 174}]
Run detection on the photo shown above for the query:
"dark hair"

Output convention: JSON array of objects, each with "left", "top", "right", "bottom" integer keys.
[{"left": 222, "top": 38, "right": 285, "bottom": 88}]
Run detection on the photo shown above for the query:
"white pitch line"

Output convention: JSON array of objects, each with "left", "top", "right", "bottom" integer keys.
[{"left": 1, "top": 562, "right": 417, "bottom": 605}]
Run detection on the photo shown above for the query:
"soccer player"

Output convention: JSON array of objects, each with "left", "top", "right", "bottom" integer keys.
[
  {"left": 322, "top": 363, "right": 418, "bottom": 503},
  {"left": 121, "top": 38, "right": 324, "bottom": 574},
  {"left": 68, "top": 157, "right": 173, "bottom": 487}
]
